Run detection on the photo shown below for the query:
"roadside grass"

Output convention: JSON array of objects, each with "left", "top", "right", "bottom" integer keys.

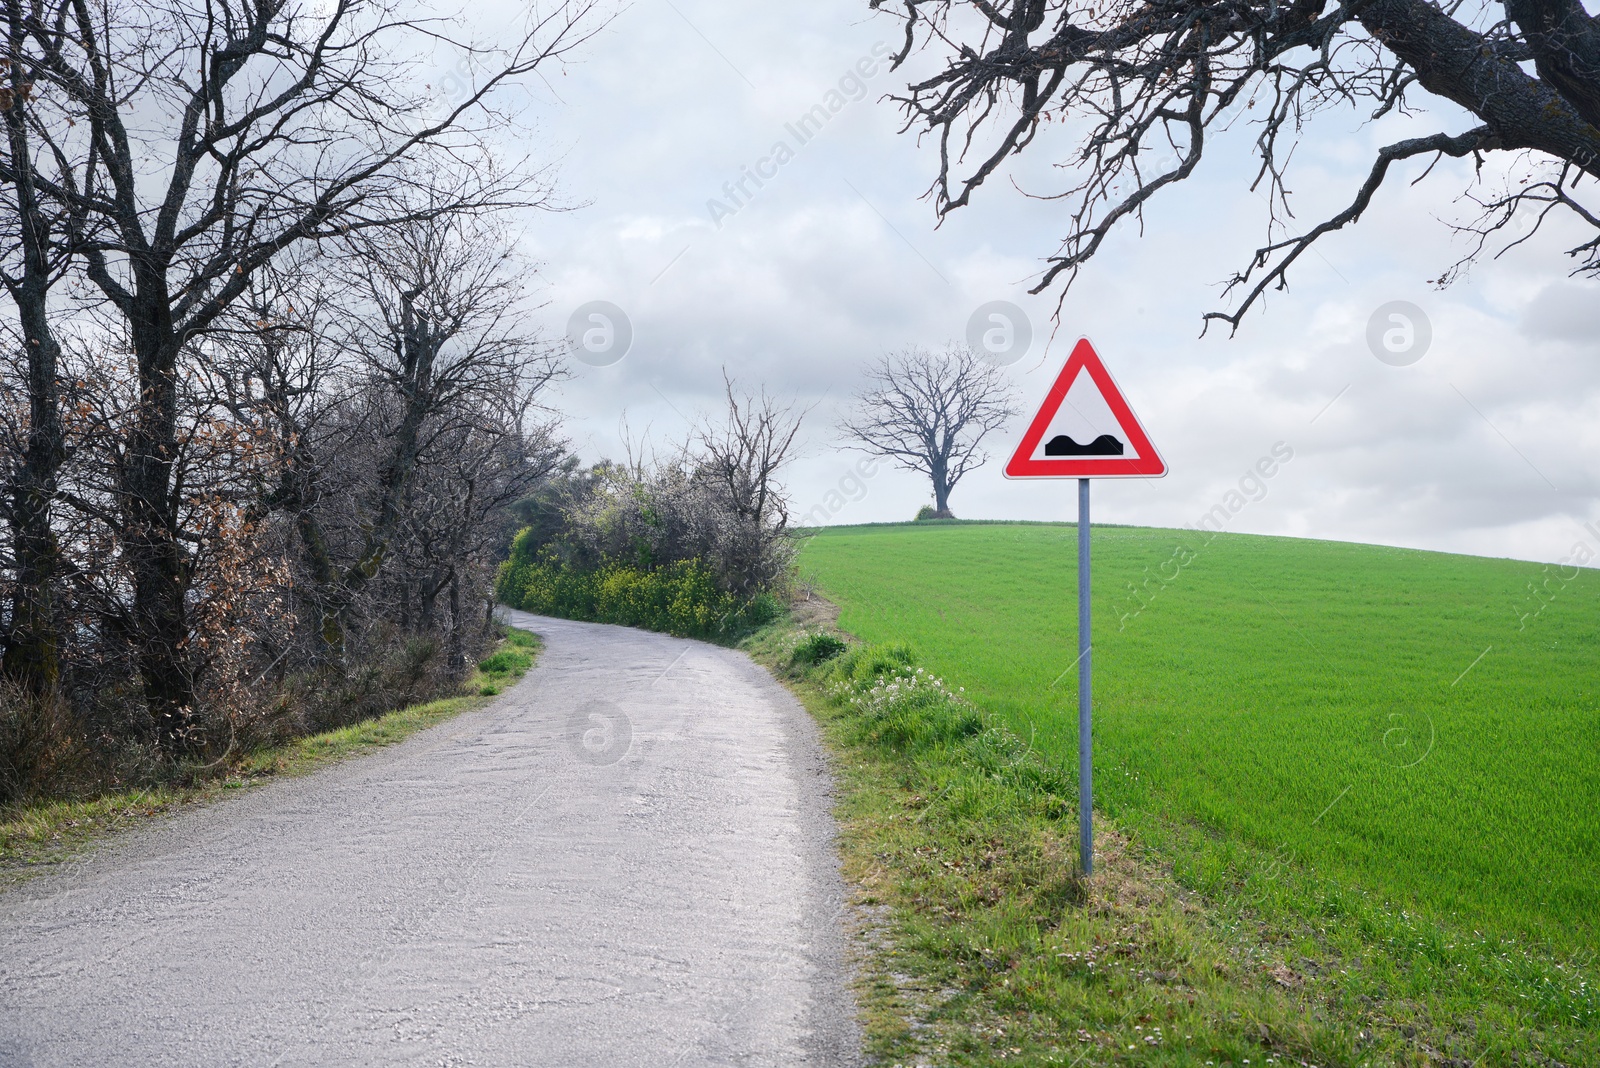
[
  {"left": 472, "top": 628, "right": 539, "bottom": 695},
  {"left": 0, "top": 627, "right": 541, "bottom": 886},
  {"left": 798, "top": 522, "right": 1599, "bottom": 954},
  {"left": 745, "top": 621, "right": 1598, "bottom": 1067}
]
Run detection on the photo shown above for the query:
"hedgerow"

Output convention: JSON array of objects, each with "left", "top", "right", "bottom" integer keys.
[{"left": 497, "top": 544, "right": 779, "bottom": 640}]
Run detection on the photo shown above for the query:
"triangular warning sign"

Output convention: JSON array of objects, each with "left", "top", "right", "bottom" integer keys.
[{"left": 1005, "top": 338, "right": 1167, "bottom": 478}]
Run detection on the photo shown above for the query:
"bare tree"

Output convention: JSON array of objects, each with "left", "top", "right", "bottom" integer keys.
[
  {"left": 387, "top": 408, "right": 564, "bottom": 671},
  {"left": 42, "top": 324, "right": 291, "bottom": 748},
  {"left": 872, "top": 0, "right": 1600, "bottom": 328},
  {"left": 0, "top": 0, "right": 599, "bottom": 748},
  {"left": 0, "top": 0, "right": 76, "bottom": 695},
  {"left": 215, "top": 211, "right": 565, "bottom": 665},
  {"left": 842, "top": 346, "right": 1017, "bottom": 519},
  {"left": 696, "top": 373, "right": 807, "bottom": 595}
]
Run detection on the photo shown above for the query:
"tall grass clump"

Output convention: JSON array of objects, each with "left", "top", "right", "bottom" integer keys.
[
  {"left": 829, "top": 662, "right": 984, "bottom": 753},
  {"left": 789, "top": 631, "right": 846, "bottom": 666}
]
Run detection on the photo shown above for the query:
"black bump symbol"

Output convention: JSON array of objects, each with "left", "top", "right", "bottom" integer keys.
[{"left": 1045, "top": 434, "right": 1124, "bottom": 456}]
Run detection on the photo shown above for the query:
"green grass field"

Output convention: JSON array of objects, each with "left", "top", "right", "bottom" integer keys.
[{"left": 800, "top": 522, "right": 1600, "bottom": 953}]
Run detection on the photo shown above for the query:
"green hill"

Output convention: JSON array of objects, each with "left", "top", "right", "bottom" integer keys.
[{"left": 799, "top": 521, "right": 1600, "bottom": 952}]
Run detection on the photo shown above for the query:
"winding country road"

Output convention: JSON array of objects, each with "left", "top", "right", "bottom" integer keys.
[{"left": 0, "top": 611, "right": 860, "bottom": 1067}]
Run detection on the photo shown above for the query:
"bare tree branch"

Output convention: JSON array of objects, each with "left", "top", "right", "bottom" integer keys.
[{"left": 872, "top": 0, "right": 1600, "bottom": 327}]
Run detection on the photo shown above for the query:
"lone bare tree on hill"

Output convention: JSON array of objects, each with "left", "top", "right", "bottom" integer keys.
[
  {"left": 871, "top": 0, "right": 1600, "bottom": 328},
  {"left": 843, "top": 347, "right": 1018, "bottom": 519}
]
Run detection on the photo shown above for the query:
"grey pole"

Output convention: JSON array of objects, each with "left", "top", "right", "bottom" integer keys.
[{"left": 1078, "top": 477, "right": 1093, "bottom": 876}]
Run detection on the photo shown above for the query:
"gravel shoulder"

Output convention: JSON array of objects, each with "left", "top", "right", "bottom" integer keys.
[{"left": 0, "top": 611, "right": 861, "bottom": 1067}]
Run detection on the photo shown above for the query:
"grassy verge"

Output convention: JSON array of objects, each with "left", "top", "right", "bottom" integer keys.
[
  {"left": 0, "top": 627, "right": 542, "bottom": 887},
  {"left": 745, "top": 622, "right": 1596, "bottom": 1068}
]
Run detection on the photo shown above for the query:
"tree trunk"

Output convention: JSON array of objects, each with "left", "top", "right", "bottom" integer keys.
[
  {"left": 931, "top": 462, "right": 955, "bottom": 519},
  {"left": 1, "top": 29, "right": 66, "bottom": 696},
  {"left": 418, "top": 580, "right": 438, "bottom": 633},
  {"left": 2, "top": 292, "right": 66, "bottom": 696},
  {"left": 447, "top": 571, "right": 464, "bottom": 677},
  {"left": 284, "top": 487, "right": 346, "bottom": 667},
  {"left": 124, "top": 304, "right": 198, "bottom": 751},
  {"left": 4, "top": 364, "right": 64, "bottom": 695}
]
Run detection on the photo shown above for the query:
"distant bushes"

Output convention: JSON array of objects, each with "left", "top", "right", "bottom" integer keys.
[
  {"left": 497, "top": 381, "right": 803, "bottom": 641},
  {"left": 497, "top": 540, "right": 780, "bottom": 640}
]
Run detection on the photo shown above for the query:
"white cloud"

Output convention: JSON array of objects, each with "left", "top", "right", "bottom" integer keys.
[{"left": 491, "top": 0, "right": 1599, "bottom": 566}]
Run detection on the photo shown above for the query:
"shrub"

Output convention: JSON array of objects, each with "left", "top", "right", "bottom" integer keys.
[
  {"left": 505, "top": 449, "right": 799, "bottom": 604},
  {"left": 0, "top": 683, "right": 79, "bottom": 806},
  {"left": 792, "top": 632, "right": 847, "bottom": 666},
  {"left": 288, "top": 629, "right": 458, "bottom": 735},
  {"left": 500, "top": 551, "right": 778, "bottom": 641},
  {"left": 915, "top": 505, "right": 938, "bottom": 521}
]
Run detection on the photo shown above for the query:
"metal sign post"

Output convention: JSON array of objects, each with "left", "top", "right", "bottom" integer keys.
[
  {"left": 1002, "top": 338, "right": 1167, "bottom": 880},
  {"left": 1077, "top": 478, "right": 1094, "bottom": 876}
]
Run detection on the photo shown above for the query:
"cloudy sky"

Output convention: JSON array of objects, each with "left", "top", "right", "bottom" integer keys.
[{"left": 470, "top": 0, "right": 1599, "bottom": 566}]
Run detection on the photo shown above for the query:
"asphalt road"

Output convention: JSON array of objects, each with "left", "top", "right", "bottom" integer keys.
[{"left": 0, "top": 611, "right": 861, "bottom": 1067}]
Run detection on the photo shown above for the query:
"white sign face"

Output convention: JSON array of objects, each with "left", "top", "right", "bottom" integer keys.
[{"left": 1021, "top": 368, "right": 1151, "bottom": 464}]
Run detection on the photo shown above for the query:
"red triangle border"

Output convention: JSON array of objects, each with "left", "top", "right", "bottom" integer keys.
[{"left": 1004, "top": 338, "right": 1167, "bottom": 479}]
